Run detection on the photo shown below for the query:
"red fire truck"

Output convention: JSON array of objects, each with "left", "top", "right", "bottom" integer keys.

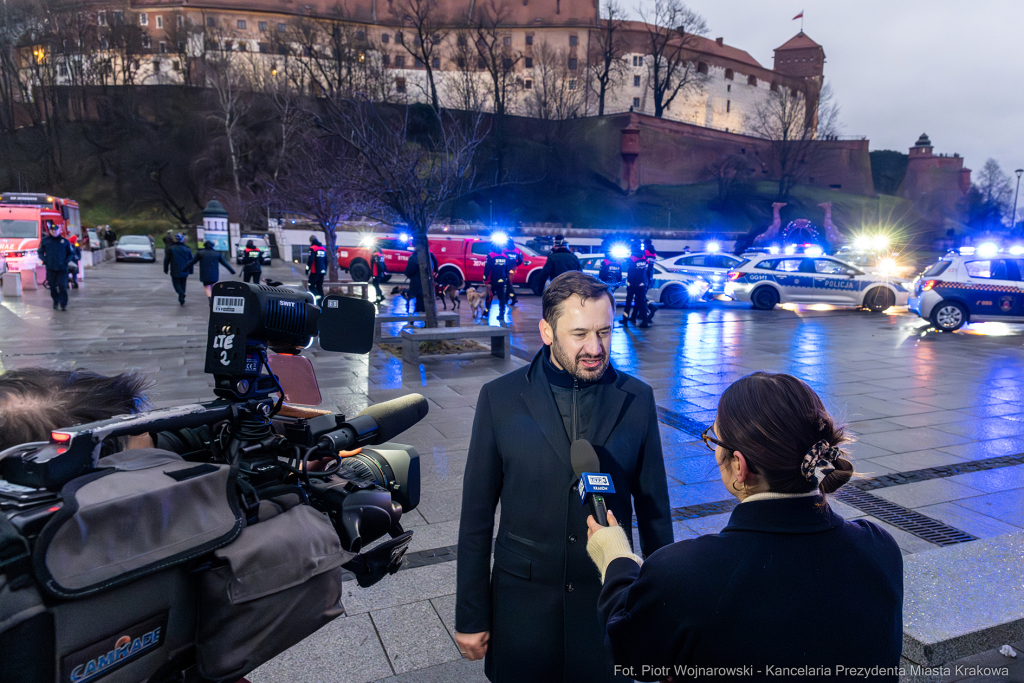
[
  {"left": 0, "top": 193, "right": 81, "bottom": 274},
  {"left": 336, "top": 234, "right": 549, "bottom": 294}
]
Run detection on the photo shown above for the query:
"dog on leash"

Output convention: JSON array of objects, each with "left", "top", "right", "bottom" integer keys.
[
  {"left": 390, "top": 285, "right": 413, "bottom": 313},
  {"left": 465, "top": 285, "right": 488, "bottom": 320},
  {"left": 437, "top": 284, "right": 460, "bottom": 311}
]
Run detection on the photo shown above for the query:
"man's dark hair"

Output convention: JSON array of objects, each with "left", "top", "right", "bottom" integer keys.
[
  {"left": 542, "top": 271, "right": 615, "bottom": 330},
  {"left": 0, "top": 369, "right": 152, "bottom": 451}
]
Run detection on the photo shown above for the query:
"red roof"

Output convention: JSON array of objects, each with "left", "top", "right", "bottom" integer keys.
[
  {"left": 617, "top": 21, "right": 762, "bottom": 69},
  {"left": 774, "top": 32, "right": 821, "bottom": 51}
]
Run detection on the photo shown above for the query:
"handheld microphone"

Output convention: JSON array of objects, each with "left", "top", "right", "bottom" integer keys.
[
  {"left": 570, "top": 439, "right": 615, "bottom": 527},
  {"left": 317, "top": 394, "right": 429, "bottom": 452}
]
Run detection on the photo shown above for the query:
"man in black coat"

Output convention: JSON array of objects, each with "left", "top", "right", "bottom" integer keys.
[
  {"left": 538, "top": 235, "right": 581, "bottom": 289},
  {"left": 241, "top": 240, "right": 263, "bottom": 284},
  {"left": 456, "top": 271, "right": 673, "bottom": 683},
  {"left": 37, "top": 222, "right": 74, "bottom": 310},
  {"left": 189, "top": 241, "right": 237, "bottom": 298},
  {"left": 624, "top": 245, "right": 652, "bottom": 328},
  {"left": 163, "top": 234, "right": 194, "bottom": 305},
  {"left": 483, "top": 247, "right": 512, "bottom": 320},
  {"left": 307, "top": 236, "right": 328, "bottom": 303}
]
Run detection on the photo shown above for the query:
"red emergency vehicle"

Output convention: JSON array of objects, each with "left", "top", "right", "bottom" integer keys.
[
  {"left": 0, "top": 193, "right": 81, "bottom": 273},
  {"left": 336, "top": 235, "right": 549, "bottom": 294}
]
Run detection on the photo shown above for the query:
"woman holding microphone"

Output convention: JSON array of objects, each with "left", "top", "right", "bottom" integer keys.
[{"left": 586, "top": 372, "right": 903, "bottom": 682}]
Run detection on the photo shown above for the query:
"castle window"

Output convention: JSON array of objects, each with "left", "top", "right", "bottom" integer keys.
[
  {"left": 726, "top": 100, "right": 730, "bottom": 113},
  {"left": 415, "top": 57, "right": 424, "bottom": 68},
  {"left": 727, "top": 84, "right": 731, "bottom": 92},
  {"left": 156, "top": 15, "right": 163, "bottom": 29},
  {"left": 395, "top": 31, "right": 403, "bottom": 44},
  {"left": 568, "top": 58, "right": 577, "bottom": 70},
  {"left": 396, "top": 77, "right": 406, "bottom": 93},
  {"left": 632, "top": 97, "right": 640, "bottom": 108},
  {"left": 525, "top": 57, "right": 533, "bottom": 68},
  {"left": 382, "top": 33, "right": 391, "bottom": 43},
  {"left": 259, "top": 21, "right": 267, "bottom": 31},
  {"left": 237, "top": 20, "right": 246, "bottom": 29},
  {"left": 478, "top": 58, "right": 486, "bottom": 69},
  {"left": 142, "top": 34, "right": 151, "bottom": 48},
  {"left": 503, "top": 36, "right": 511, "bottom": 46},
  {"left": 568, "top": 79, "right": 577, "bottom": 90},
  {"left": 97, "top": 12, "right": 106, "bottom": 26},
  {"left": 526, "top": 34, "right": 533, "bottom": 45},
  {"left": 278, "top": 22, "right": 286, "bottom": 31},
  {"left": 633, "top": 75, "right": 640, "bottom": 87},
  {"left": 502, "top": 57, "right": 512, "bottom": 69},
  {"left": 770, "top": 81, "right": 779, "bottom": 91},
  {"left": 724, "top": 68, "right": 733, "bottom": 80},
  {"left": 207, "top": 17, "right": 215, "bottom": 27},
  {"left": 697, "top": 62, "right": 708, "bottom": 74},
  {"left": 456, "top": 34, "right": 465, "bottom": 46},
  {"left": 457, "top": 57, "right": 465, "bottom": 67},
  {"left": 383, "top": 54, "right": 390, "bottom": 66},
  {"left": 524, "top": 79, "right": 533, "bottom": 89},
  {"left": 747, "top": 75, "right": 756, "bottom": 86},
  {"left": 395, "top": 55, "right": 404, "bottom": 67},
  {"left": 357, "top": 30, "right": 365, "bottom": 39},
  {"left": 139, "top": 12, "right": 148, "bottom": 25},
  {"left": 159, "top": 41, "right": 167, "bottom": 52},
  {"left": 632, "top": 56, "right": 643, "bottom": 67},
  {"left": 569, "top": 35, "right": 578, "bottom": 46},
  {"left": 432, "top": 57, "right": 440, "bottom": 68}
]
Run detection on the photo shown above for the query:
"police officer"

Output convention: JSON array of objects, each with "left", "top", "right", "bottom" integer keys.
[
  {"left": 37, "top": 222, "right": 74, "bottom": 310},
  {"left": 241, "top": 240, "right": 263, "bottom": 284},
  {"left": 538, "top": 235, "right": 581, "bottom": 289},
  {"left": 624, "top": 243, "right": 652, "bottom": 327},
  {"left": 307, "top": 235, "right": 328, "bottom": 302},
  {"left": 370, "top": 245, "right": 386, "bottom": 304},
  {"left": 484, "top": 245, "right": 512, "bottom": 319},
  {"left": 501, "top": 242, "right": 523, "bottom": 307}
]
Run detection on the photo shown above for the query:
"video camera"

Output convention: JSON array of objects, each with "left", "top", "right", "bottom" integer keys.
[{"left": 0, "top": 281, "right": 429, "bottom": 683}]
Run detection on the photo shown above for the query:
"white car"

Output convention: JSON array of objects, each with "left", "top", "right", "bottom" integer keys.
[
  {"left": 658, "top": 251, "right": 745, "bottom": 295},
  {"left": 579, "top": 254, "right": 710, "bottom": 308},
  {"left": 909, "top": 253, "right": 1024, "bottom": 331},
  {"left": 724, "top": 253, "right": 911, "bottom": 311}
]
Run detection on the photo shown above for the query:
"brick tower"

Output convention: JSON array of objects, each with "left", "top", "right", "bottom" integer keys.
[{"left": 772, "top": 32, "right": 825, "bottom": 79}]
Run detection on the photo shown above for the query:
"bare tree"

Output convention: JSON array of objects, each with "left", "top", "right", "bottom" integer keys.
[
  {"left": 395, "top": 0, "right": 447, "bottom": 111},
  {"left": 526, "top": 40, "right": 583, "bottom": 120},
  {"left": 322, "top": 100, "right": 487, "bottom": 327},
  {"left": 636, "top": 0, "right": 707, "bottom": 118},
  {"left": 747, "top": 83, "right": 834, "bottom": 200},
  {"left": 445, "top": 29, "right": 487, "bottom": 112},
  {"left": 707, "top": 154, "right": 755, "bottom": 204},
  {"left": 204, "top": 44, "right": 253, "bottom": 208},
  {"left": 473, "top": 0, "right": 521, "bottom": 119},
  {"left": 589, "top": 0, "right": 625, "bottom": 116}
]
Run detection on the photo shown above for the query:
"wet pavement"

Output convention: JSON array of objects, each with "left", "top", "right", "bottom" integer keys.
[{"left": 2, "top": 257, "right": 1023, "bottom": 682}]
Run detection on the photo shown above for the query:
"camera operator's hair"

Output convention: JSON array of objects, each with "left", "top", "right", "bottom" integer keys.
[
  {"left": 542, "top": 272, "right": 616, "bottom": 331},
  {"left": 716, "top": 372, "right": 854, "bottom": 495},
  {"left": 0, "top": 369, "right": 152, "bottom": 451}
]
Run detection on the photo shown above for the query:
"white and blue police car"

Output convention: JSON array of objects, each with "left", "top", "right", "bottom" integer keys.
[
  {"left": 724, "top": 253, "right": 911, "bottom": 311},
  {"left": 909, "top": 248, "right": 1024, "bottom": 331},
  {"left": 579, "top": 253, "right": 711, "bottom": 309}
]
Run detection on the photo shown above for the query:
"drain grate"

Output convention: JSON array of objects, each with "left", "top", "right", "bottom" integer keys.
[
  {"left": 834, "top": 488, "right": 977, "bottom": 546},
  {"left": 852, "top": 453, "right": 1024, "bottom": 491},
  {"left": 657, "top": 405, "right": 710, "bottom": 437}
]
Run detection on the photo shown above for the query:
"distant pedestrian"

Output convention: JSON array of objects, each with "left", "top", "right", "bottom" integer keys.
[
  {"left": 241, "top": 240, "right": 263, "bottom": 284},
  {"left": 502, "top": 243, "right": 523, "bottom": 307},
  {"left": 37, "top": 222, "right": 74, "bottom": 311},
  {"left": 370, "top": 245, "right": 386, "bottom": 304},
  {"left": 163, "top": 233, "right": 194, "bottom": 305},
  {"left": 162, "top": 230, "right": 175, "bottom": 249},
  {"left": 67, "top": 234, "right": 82, "bottom": 290},
  {"left": 307, "top": 236, "right": 329, "bottom": 302},
  {"left": 623, "top": 243, "right": 652, "bottom": 327},
  {"left": 484, "top": 245, "right": 513, "bottom": 320},
  {"left": 190, "top": 241, "right": 236, "bottom": 298},
  {"left": 538, "top": 235, "right": 581, "bottom": 290}
]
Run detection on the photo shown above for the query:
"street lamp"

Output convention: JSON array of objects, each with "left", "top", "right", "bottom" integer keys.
[{"left": 1012, "top": 169, "right": 1024, "bottom": 233}]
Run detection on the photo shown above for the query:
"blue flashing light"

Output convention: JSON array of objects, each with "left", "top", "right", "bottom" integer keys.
[
  {"left": 976, "top": 242, "right": 999, "bottom": 258},
  {"left": 610, "top": 244, "right": 630, "bottom": 260},
  {"left": 805, "top": 246, "right": 823, "bottom": 257},
  {"left": 706, "top": 241, "right": 721, "bottom": 253},
  {"left": 1009, "top": 245, "right": 1024, "bottom": 256},
  {"left": 768, "top": 246, "right": 780, "bottom": 255},
  {"left": 491, "top": 231, "right": 509, "bottom": 247},
  {"left": 399, "top": 232, "right": 411, "bottom": 243}
]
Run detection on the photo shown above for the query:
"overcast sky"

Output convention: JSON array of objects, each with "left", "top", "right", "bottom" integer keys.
[{"left": 630, "top": 0, "right": 1024, "bottom": 181}]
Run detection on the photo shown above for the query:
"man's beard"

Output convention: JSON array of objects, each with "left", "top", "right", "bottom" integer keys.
[{"left": 551, "top": 337, "right": 609, "bottom": 382}]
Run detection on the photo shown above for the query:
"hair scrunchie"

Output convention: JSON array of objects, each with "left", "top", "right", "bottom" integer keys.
[{"left": 800, "top": 439, "right": 841, "bottom": 481}]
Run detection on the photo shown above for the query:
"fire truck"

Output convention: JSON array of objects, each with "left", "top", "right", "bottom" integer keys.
[
  {"left": 0, "top": 193, "right": 81, "bottom": 274},
  {"left": 336, "top": 234, "right": 550, "bottom": 294}
]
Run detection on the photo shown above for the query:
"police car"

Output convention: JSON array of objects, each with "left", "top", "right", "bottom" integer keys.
[
  {"left": 579, "top": 254, "right": 710, "bottom": 308},
  {"left": 658, "top": 251, "right": 745, "bottom": 295},
  {"left": 909, "top": 252, "right": 1024, "bottom": 331},
  {"left": 724, "top": 253, "right": 911, "bottom": 311}
]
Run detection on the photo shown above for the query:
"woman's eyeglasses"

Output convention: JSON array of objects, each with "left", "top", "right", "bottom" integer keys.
[{"left": 701, "top": 425, "right": 729, "bottom": 453}]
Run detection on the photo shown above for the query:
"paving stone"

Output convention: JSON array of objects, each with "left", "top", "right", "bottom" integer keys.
[
  {"left": 954, "top": 490, "right": 1024, "bottom": 528},
  {"left": 945, "top": 465, "right": 1024, "bottom": 494},
  {"left": 343, "top": 563, "right": 457, "bottom": 615},
  {"left": 374, "top": 658, "right": 488, "bottom": 683},
  {"left": 873, "top": 479, "right": 986, "bottom": 509},
  {"left": 372, "top": 600, "right": 461, "bottom": 674},
  {"left": 915, "top": 503, "right": 1022, "bottom": 540},
  {"left": 868, "top": 450, "right": 968, "bottom": 473},
  {"left": 858, "top": 427, "right": 973, "bottom": 454}
]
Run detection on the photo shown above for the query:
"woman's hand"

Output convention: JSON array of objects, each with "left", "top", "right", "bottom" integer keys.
[
  {"left": 454, "top": 631, "right": 489, "bottom": 660},
  {"left": 586, "top": 509, "right": 619, "bottom": 540}
]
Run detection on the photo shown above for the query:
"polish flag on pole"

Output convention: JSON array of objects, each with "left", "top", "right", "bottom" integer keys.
[{"left": 792, "top": 11, "right": 804, "bottom": 19}]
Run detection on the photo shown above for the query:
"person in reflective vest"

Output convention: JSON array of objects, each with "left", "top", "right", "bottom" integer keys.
[
  {"left": 484, "top": 248, "right": 513, "bottom": 319},
  {"left": 624, "top": 244, "right": 651, "bottom": 327},
  {"left": 307, "top": 236, "right": 328, "bottom": 302}
]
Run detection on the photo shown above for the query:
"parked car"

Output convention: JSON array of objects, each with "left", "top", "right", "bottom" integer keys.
[
  {"left": 115, "top": 235, "right": 156, "bottom": 262},
  {"left": 724, "top": 253, "right": 911, "bottom": 311},
  {"left": 235, "top": 237, "right": 272, "bottom": 265},
  {"left": 86, "top": 228, "right": 101, "bottom": 250},
  {"left": 658, "top": 251, "right": 746, "bottom": 296},
  {"left": 579, "top": 254, "right": 710, "bottom": 309},
  {"left": 909, "top": 251, "right": 1024, "bottom": 331}
]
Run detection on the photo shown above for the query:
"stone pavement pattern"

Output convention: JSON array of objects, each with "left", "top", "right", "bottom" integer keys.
[{"left": 2, "top": 258, "right": 1023, "bottom": 682}]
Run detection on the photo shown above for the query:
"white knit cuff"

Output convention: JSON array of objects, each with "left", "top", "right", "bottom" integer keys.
[{"left": 587, "top": 525, "right": 642, "bottom": 583}]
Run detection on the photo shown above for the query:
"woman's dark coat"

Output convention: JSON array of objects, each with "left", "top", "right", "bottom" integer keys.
[
  {"left": 598, "top": 496, "right": 904, "bottom": 682},
  {"left": 189, "top": 248, "right": 236, "bottom": 284},
  {"left": 457, "top": 350, "right": 674, "bottom": 683}
]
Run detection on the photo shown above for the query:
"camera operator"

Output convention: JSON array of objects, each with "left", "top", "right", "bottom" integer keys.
[{"left": 0, "top": 368, "right": 152, "bottom": 452}]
